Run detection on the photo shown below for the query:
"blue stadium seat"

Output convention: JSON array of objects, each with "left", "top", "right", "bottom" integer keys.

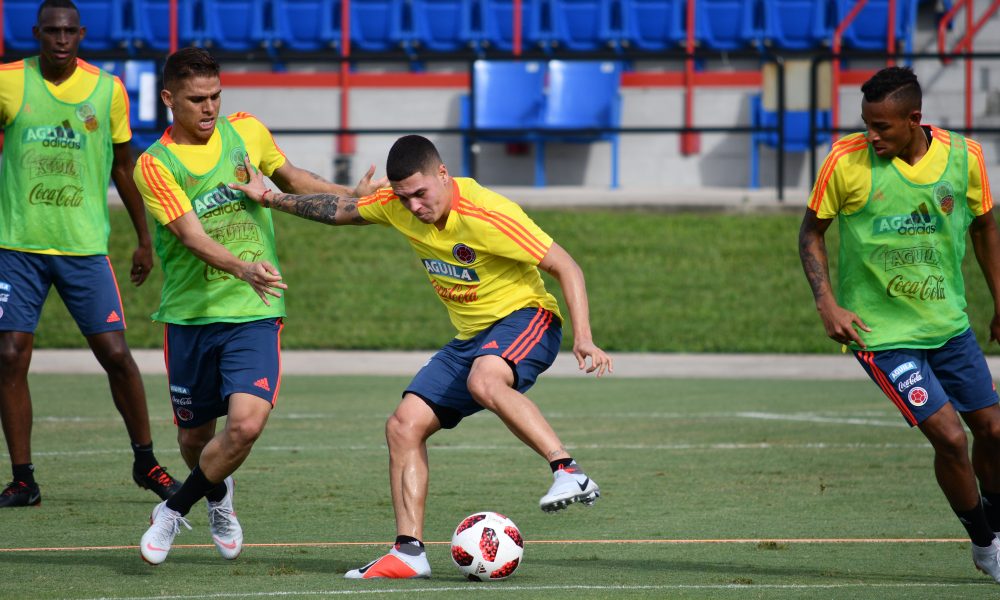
[
  {"left": 77, "top": 0, "right": 129, "bottom": 51},
  {"left": 349, "top": 0, "right": 408, "bottom": 52},
  {"left": 762, "top": 0, "right": 830, "bottom": 50},
  {"left": 835, "top": 0, "right": 917, "bottom": 52},
  {"left": 547, "top": 0, "right": 618, "bottom": 52},
  {"left": 620, "top": 0, "right": 684, "bottom": 51},
  {"left": 479, "top": 0, "right": 548, "bottom": 52},
  {"left": 695, "top": 0, "right": 760, "bottom": 51},
  {"left": 131, "top": 0, "right": 202, "bottom": 51},
  {"left": 202, "top": 0, "right": 268, "bottom": 52},
  {"left": 749, "top": 94, "right": 831, "bottom": 188},
  {"left": 3, "top": 0, "right": 42, "bottom": 52},
  {"left": 410, "top": 0, "right": 476, "bottom": 52},
  {"left": 538, "top": 60, "right": 621, "bottom": 188},
  {"left": 97, "top": 59, "right": 161, "bottom": 150},
  {"left": 272, "top": 0, "right": 341, "bottom": 51},
  {"left": 460, "top": 60, "right": 546, "bottom": 177}
]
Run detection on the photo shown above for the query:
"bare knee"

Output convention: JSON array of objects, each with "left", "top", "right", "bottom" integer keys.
[
  {"left": 970, "top": 416, "right": 1000, "bottom": 445},
  {"left": 0, "top": 334, "right": 31, "bottom": 376},
  {"left": 178, "top": 428, "right": 212, "bottom": 458},
  {"left": 467, "top": 371, "right": 503, "bottom": 410},
  {"left": 933, "top": 427, "right": 971, "bottom": 462},
  {"left": 225, "top": 418, "right": 266, "bottom": 448}
]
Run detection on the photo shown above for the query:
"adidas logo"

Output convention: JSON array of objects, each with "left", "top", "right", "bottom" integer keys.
[
  {"left": 254, "top": 378, "right": 271, "bottom": 392},
  {"left": 482, "top": 340, "right": 499, "bottom": 350},
  {"left": 106, "top": 311, "right": 121, "bottom": 323}
]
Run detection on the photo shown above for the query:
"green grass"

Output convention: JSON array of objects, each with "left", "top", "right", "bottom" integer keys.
[
  {"left": 1, "top": 374, "right": 998, "bottom": 599},
  {"left": 31, "top": 208, "right": 1000, "bottom": 353}
]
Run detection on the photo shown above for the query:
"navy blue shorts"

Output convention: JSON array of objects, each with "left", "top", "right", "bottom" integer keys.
[
  {"left": 854, "top": 328, "right": 999, "bottom": 426},
  {"left": 165, "top": 318, "right": 283, "bottom": 428},
  {"left": 0, "top": 249, "right": 127, "bottom": 335},
  {"left": 406, "top": 307, "right": 562, "bottom": 429}
]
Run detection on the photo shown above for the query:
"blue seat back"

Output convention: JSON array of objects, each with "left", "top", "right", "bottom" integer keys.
[
  {"left": 78, "top": 0, "right": 128, "bottom": 51},
  {"left": 620, "top": 0, "right": 684, "bottom": 51},
  {"left": 542, "top": 60, "right": 621, "bottom": 130},
  {"left": 762, "top": 0, "right": 829, "bottom": 50},
  {"left": 272, "top": 0, "right": 340, "bottom": 51},
  {"left": 836, "top": 0, "right": 915, "bottom": 51},
  {"left": 96, "top": 59, "right": 160, "bottom": 147},
  {"left": 131, "top": 0, "right": 201, "bottom": 51},
  {"left": 696, "top": 0, "right": 760, "bottom": 50},
  {"left": 202, "top": 0, "right": 267, "bottom": 51},
  {"left": 751, "top": 94, "right": 830, "bottom": 150},
  {"left": 468, "top": 60, "right": 545, "bottom": 129},
  {"left": 350, "top": 0, "right": 407, "bottom": 51},
  {"left": 548, "top": 0, "right": 614, "bottom": 52},
  {"left": 3, "top": 1, "right": 42, "bottom": 51},
  {"left": 479, "top": 0, "right": 547, "bottom": 52},
  {"left": 410, "top": 0, "right": 474, "bottom": 52}
]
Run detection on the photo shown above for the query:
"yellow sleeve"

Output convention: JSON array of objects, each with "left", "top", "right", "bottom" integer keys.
[
  {"left": 967, "top": 138, "right": 993, "bottom": 215},
  {"left": 464, "top": 182, "right": 553, "bottom": 264},
  {"left": 0, "top": 62, "right": 25, "bottom": 127},
  {"left": 229, "top": 112, "right": 287, "bottom": 176},
  {"left": 808, "top": 133, "right": 870, "bottom": 219},
  {"left": 109, "top": 75, "right": 131, "bottom": 144},
  {"left": 133, "top": 151, "right": 193, "bottom": 225},
  {"left": 356, "top": 188, "right": 395, "bottom": 225}
]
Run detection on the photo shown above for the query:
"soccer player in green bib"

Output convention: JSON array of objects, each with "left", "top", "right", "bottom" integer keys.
[
  {"left": 800, "top": 66, "right": 1000, "bottom": 582},
  {"left": 0, "top": 0, "right": 180, "bottom": 507},
  {"left": 132, "top": 48, "right": 384, "bottom": 565}
]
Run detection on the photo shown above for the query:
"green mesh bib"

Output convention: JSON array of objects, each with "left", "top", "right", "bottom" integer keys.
[{"left": 837, "top": 131, "right": 971, "bottom": 350}]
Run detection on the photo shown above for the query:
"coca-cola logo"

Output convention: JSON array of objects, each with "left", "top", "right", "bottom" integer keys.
[
  {"left": 28, "top": 183, "right": 83, "bottom": 207},
  {"left": 897, "top": 371, "right": 924, "bottom": 392},
  {"left": 886, "top": 274, "right": 946, "bottom": 301}
]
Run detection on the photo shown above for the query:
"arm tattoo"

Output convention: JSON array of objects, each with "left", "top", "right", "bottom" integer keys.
[
  {"left": 798, "top": 228, "right": 831, "bottom": 302},
  {"left": 264, "top": 192, "right": 362, "bottom": 225},
  {"left": 304, "top": 170, "right": 325, "bottom": 181}
]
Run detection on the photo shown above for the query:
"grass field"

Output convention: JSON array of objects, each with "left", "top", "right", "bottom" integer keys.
[
  {"left": 2, "top": 373, "right": 999, "bottom": 599},
  {"left": 31, "top": 209, "right": 1000, "bottom": 354}
]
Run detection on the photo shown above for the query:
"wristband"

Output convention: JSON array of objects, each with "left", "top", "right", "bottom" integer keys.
[{"left": 260, "top": 189, "right": 272, "bottom": 205}]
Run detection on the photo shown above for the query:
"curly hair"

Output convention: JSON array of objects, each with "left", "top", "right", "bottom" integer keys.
[{"left": 861, "top": 66, "right": 921, "bottom": 112}]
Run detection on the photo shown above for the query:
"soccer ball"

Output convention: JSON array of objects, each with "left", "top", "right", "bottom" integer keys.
[{"left": 450, "top": 512, "right": 524, "bottom": 581}]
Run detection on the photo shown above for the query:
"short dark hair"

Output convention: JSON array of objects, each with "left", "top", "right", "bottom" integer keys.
[
  {"left": 386, "top": 135, "right": 443, "bottom": 181},
  {"left": 861, "top": 66, "right": 922, "bottom": 112},
  {"left": 37, "top": 0, "right": 79, "bottom": 21},
  {"left": 162, "top": 47, "right": 220, "bottom": 90}
]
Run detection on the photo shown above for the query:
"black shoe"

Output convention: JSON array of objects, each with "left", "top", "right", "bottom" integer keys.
[
  {"left": 0, "top": 480, "right": 41, "bottom": 507},
  {"left": 133, "top": 464, "right": 182, "bottom": 500}
]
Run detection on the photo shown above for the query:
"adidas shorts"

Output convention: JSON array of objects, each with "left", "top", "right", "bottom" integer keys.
[
  {"left": 0, "top": 249, "right": 127, "bottom": 336},
  {"left": 854, "top": 328, "right": 999, "bottom": 426},
  {"left": 406, "top": 307, "right": 562, "bottom": 429},
  {"left": 164, "top": 318, "right": 283, "bottom": 428}
]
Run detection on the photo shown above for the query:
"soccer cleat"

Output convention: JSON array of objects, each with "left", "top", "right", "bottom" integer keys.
[
  {"left": 0, "top": 481, "right": 41, "bottom": 507},
  {"left": 344, "top": 544, "right": 432, "bottom": 579},
  {"left": 972, "top": 538, "right": 1000, "bottom": 583},
  {"left": 140, "top": 501, "right": 191, "bottom": 565},
  {"left": 133, "top": 464, "right": 182, "bottom": 501},
  {"left": 207, "top": 476, "right": 243, "bottom": 560},
  {"left": 539, "top": 462, "right": 600, "bottom": 513}
]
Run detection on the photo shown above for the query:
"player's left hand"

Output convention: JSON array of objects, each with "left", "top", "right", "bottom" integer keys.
[
  {"left": 130, "top": 243, "right": 153, "bottom": 286},
  {"left": 573, "top": 340, "right": 613, "bottom": 378},
  {"left": 989, "top": 313, "right": 1000, "bottom": 345},
  {"left": 229, "top": 156, "right": 270, "bottom": 203},
  {"left": 352, "top": 164, "right": 388, "bottom": 198}
]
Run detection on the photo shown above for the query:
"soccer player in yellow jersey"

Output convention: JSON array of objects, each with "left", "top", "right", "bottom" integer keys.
[
  {"left": 0, "top": 0, "right": 180, "bottom": 507},
  {"left": 799, "top": 66, "right": 1000, "bottom": 582},
  {"left": 232, "top": 134, "right": 613, "bottom": 579},
  {"left": 132, "top": 48, "right": 385, "bottom": 565}
]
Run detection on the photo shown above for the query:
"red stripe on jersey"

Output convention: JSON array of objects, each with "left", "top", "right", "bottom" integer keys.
[
  {"left": 809, "top": 137, "right": 868, "bottom": 212},
  {"left": 140, "top": 154, "right": 184, "bottom": 221},
  {"left": 454, "top": 200, "right": 548, "bottom": 261},
  {"left": 968, "top": 140, "right": 993, "bottom": 212},
  {"left": 860, "top": 351, "right": 917, "bottom": 426},
  {"left": 228, "top": 112, "right": 254, "bottom": 122},
  {"left": 0, "top": 61, "right": 25, "bottom": 70},
  {"left": 113, "top": 77, "right": 132, "bottom": 135}
]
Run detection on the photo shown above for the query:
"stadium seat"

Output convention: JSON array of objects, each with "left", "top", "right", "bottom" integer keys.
[
  {"left": 77, "top": 0, "right": 129, "bottom": 51},
  {"left": 202, "top": 0, "right": 268, "bottom": 52},
  {"left": 349, "top": 0, "right": 408, "bottom": 52},
  {"left": 97, "top": 59, "right": 161, "bottom": 150},
  {"left": 749, "top": 93, "right": 831, "bottom": 188},
  {"left": 460, "top": 60, "right": 546, "bottom": 178},
  {"left": 479, "top": 0, "right": 549, "bottom": 52},
  {"left": 131, "top": 0, "right": 202, "bottom": 51},
  {"left": 620, "top": 0, "right": 684, "bottom": 51},
  {"left": 761, "top": 0, "right": 830, "bottom": 50},
  {"left": 409, "top": 0, "right": 476, "bottom": 52},
  {"left": 271, "top": 0, "right": 341, "bottom": 51},
  {"left": 835, "top": 0, "right": 917, "bottom": 52},
  {"left": 3, "top": 0, "right": 42, "bottom": 52},
  {"left": 547, "top": 0, "right": 618, "bottom": 52},
  {"left": 695, "top": 0, "right": 761, "bottom": 51},
  {"left": 538, "top": 60, "right": 621, "bottom": 188}
]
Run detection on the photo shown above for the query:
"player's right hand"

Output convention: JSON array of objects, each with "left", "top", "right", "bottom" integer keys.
[
  {"left": 238, "top": 260, "right": 288, "bottom": 306},
  {"left": 818, "top": 302, "right": 870, "bottom": 349}
]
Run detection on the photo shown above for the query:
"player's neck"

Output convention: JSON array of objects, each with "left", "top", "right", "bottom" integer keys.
[
  {"left": 39, "top": 56, "right": 77, "bottom": 86},
  {"left": 897, "top": 125, "right": 930, "bottom": 167}
]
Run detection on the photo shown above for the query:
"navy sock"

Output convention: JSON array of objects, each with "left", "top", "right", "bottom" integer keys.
[
  {"left": 205, "top": 480, "right": 228, "bottom": 503},
  {"left": 11, "top": 463, "right": 34, "bottom": 486},
  {"left": 982, "top": 489, "right": 1000, "bottom": 532},
  {"left": 165, "top": 466, "right": 217, "bottom": 516},
  {"left": 955, "top": 499, "right": 996, "bottom": 547}
]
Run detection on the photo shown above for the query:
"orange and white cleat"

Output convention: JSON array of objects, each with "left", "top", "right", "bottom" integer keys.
[{"left": 344, "top": 543, "right": 431, "bottom": 579}]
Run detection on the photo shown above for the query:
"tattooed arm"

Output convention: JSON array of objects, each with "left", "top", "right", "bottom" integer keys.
[{"left": 798, "top": 208, "right": 870, "bottom": 348}]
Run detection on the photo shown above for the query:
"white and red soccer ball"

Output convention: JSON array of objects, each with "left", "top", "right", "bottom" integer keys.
[{"left": 450, "top": 512, "right": 524, "bottom": 581}]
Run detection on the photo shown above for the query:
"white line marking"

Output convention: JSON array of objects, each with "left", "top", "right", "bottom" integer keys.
[{"left": 734, "top": 411, "right": 904, "bottom": 427}]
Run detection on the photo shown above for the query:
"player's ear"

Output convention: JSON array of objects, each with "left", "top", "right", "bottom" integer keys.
[{"left": 160, "top": 89, "right": 173, "bottom": 110}]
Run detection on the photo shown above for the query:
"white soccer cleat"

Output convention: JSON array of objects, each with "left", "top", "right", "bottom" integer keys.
[
  {"left": 973, "top": 538, "right": 1000, "bottom": 583},
  {"left": 539, "top": 463, "right": 600, "bottom": 513},
  {"left": 140, "top": 501, "right": 191, "bottom": 565},
  {"left": 344, "top": 544, "right": 432, "bottom": 579},
  {"left": 208, "top": 476, "right": 243, "bottom": 560}
]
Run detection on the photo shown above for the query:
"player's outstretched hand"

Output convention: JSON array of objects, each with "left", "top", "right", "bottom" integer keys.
[
  {"left": 229, "top": 156, "right": 269, "bottom": 204},
  {"left": 130, "top": 242, "right": 153, "bottom": 286},
  {"left": 353, "top": 164, "right": 388, "bottom": 198},
  {"left": 818, "top": 302, "right": 871, "bottom": 349},
  {"left": 573, "top": 340, "right": 613, "bottom": 378},
  {"left": 238, "top": 260, "right": 288, "bottom": 306}
]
